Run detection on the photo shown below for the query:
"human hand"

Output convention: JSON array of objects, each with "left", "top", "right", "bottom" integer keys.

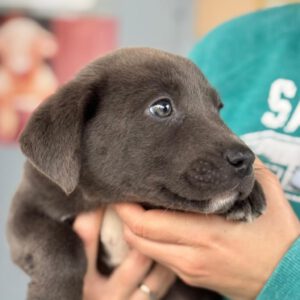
[
  {"left": 73, "top": 209, "right": 176, "bottom": 300},
  {"left": 115, "top": 160, "right": 300, "bottom": 300}
]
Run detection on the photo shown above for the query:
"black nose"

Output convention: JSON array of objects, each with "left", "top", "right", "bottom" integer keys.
[{"left": 225, "top": 148, "right": 255, "bottom": 177}]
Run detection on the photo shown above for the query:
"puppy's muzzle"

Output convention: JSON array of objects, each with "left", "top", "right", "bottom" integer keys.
[{"left": 185, "top": 146, "right": 255, "bottom": 188}]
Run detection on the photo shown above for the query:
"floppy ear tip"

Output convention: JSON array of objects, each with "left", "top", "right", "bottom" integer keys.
[{"left": 19, "top": 131, "right": 78, "bottom": 195}]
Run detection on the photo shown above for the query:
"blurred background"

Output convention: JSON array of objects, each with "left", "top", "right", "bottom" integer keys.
[{"left": 0, "top": 0, "right": 298, "bottom": 298}]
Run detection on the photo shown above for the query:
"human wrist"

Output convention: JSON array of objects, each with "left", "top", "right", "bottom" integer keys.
[{"left": 257, "top": 237, "right": 300, "bottom": 300}]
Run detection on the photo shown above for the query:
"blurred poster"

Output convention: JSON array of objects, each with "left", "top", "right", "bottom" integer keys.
[
  {"left": 0, "top": 12, "right": 118, "bottom": 144},
  {"left": 52, "top": 18, "right": 117, "bottom": 84}
]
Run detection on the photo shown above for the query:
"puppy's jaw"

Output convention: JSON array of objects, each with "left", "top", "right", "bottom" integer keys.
[
  {"left": 207, "top": 192, "right": 239, "bottom": 214},
  {"left": 156, "top": 186, "right": 239, "bottom": 214}
]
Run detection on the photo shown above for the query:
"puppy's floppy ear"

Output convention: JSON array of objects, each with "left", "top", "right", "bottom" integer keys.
[{"left": 20, "top": 79, "right": 96, "bottom": 195}]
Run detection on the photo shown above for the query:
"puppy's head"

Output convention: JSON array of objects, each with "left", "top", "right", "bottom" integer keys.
[{"left": 20, "top": 48, "right": 256, "bottom": 214}]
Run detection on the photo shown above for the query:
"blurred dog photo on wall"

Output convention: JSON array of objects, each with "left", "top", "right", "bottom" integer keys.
[
  {"left": 0, "top": 12, "right": 118, "bottom": 143},
  {"left": 0, "top": 16, "right": 58, "bottom": 142}
]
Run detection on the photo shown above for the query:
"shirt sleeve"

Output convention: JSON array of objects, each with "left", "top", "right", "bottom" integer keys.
[{"left": 257, "top": 238, "right": 300, "bottom": 300}]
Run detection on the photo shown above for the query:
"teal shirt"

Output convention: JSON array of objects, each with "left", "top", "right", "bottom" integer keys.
[{"left": 189, "top": 4, "right": 300, "bottom": 299}]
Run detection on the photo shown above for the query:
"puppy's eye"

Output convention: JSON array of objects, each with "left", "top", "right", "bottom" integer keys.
[
  {"left": 149, "top": 99, "right": 173, "bottom": 118},
  {"left": 217, "top": 102, "right": 224, "bottom": 111}
]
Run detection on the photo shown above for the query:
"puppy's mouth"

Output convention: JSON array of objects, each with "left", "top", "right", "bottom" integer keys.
[{"left": 156, "top": 186, "right": 239, "bottom": 214}]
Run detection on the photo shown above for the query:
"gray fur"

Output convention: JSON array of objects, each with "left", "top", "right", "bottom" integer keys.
[{"left": 7, "top": 48, "right": 265, "bottom": 300}]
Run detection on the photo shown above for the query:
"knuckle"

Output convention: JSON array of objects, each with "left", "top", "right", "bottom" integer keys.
[{"left": 132, "top": 221, "right": 146, "bottom": 237}]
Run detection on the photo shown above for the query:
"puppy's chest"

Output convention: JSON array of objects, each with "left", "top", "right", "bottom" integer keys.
[{"left": 100, "top": 206, "right": 130, "bottom": 267}]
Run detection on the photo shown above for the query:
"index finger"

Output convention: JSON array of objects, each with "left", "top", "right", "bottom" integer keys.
[{"left": 114, "top": 203, "right": 223, "bottom": 245}]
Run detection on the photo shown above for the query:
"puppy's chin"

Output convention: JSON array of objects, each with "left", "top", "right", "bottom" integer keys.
[
  {"left": 147, "top": 174, "right": 256, "bottom": 214},
  {"left": 194, "top": 176, "right": 255, "bottom": 214},
  {"left": 154, "top": 188, "right": 238, "bottom": 214},
  {"left": 205, "top": 192, "right": 239, "bottom": 214},
  {"left": 203, "top": 174, "right": 257, "bottom": 214}
]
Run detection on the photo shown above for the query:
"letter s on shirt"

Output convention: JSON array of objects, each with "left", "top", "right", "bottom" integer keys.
[{"left": 261, "top": 79, "right": 299, "bottom": 132}]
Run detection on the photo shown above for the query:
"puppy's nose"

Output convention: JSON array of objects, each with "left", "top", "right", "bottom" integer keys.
[{"left": 225, "top": 148, "right": 255, "bottom": 177}]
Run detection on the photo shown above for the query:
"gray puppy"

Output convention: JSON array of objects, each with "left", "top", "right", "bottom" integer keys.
[{"left": 7, "top": 48, "right": 266, "bottom": 300}]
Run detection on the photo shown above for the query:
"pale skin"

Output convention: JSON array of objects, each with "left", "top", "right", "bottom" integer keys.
[
  {"left": 75, "top": 160, "right": 300, "bottom": 300},
  {"left": 73, "top": 209, "right": 175, "bottom": 300}
]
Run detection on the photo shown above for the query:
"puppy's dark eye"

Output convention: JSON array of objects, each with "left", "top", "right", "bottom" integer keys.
[
  {"left": 217, "top": 102, "right": 224, "bottom": 111},
  {"left": 149, "top": 99, "right": 173, "bottom": 118}
]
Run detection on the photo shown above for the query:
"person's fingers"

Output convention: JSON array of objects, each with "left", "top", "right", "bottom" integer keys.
[
  {"left": 115, "top": 203, "right": 222, "bottom": 244},
  {"left": 108, "top": 249, "right": 153, "bottom": 299},
  {"left": 254, "top": 158, "right": 278, "bottom": 184},
  {"left": 123, "top": 226, "right": 195, "bottom": 272},
  {"left": 73, "top": 209, "right": 104, "bottom": 278},
  {"left": 131, "top": 264, "right": 176, "bottom": 300}
]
